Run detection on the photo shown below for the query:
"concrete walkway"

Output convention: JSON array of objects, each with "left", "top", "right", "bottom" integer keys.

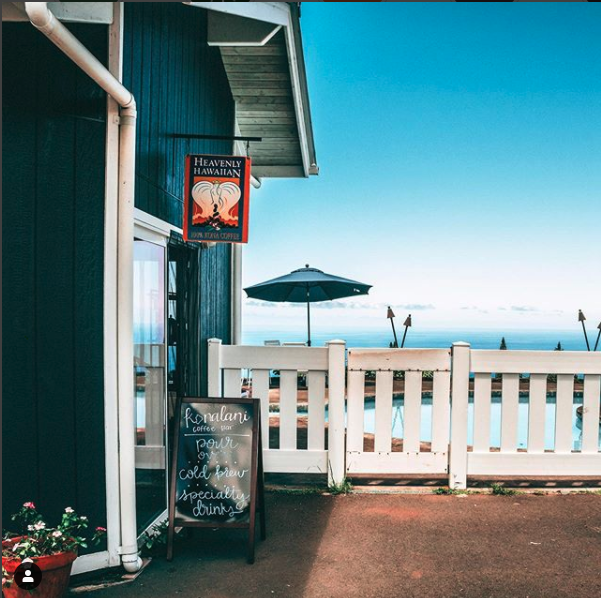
[{"left": 77, "top": 492, "right": 601, "bottom": 598}]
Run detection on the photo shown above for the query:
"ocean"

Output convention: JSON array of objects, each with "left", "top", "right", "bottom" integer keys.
[{"left": 242, "top": 328, "right": 591, "bottom": 352}]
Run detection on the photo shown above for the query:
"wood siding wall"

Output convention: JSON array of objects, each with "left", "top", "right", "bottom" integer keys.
[
  {"left": 124, "top": 3, "right": 235, "bottom": 389},
  {"left": 2, "top": 23, "right": 107, "bottom": 530},
  {"left": 2, "top": 5, "right": 235, "bottom": 531},
  {"left": 123, "top": 3, "right": 235, "bottom": 227}
]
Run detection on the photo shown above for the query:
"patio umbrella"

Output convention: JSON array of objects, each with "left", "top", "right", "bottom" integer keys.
[{"left": 244, "top": 265, "right": 372, "bottom": 346}]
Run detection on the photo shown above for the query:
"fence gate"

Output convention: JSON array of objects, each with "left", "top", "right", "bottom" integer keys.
[
  {"left": 207, "top": 338, "right": 347, "bottom": 481},
  {"left": 346, "top": 348, "right": 452, "bottom": 475}
]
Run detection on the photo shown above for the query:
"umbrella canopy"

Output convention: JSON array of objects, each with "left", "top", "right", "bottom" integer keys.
[{"left": 244, "top": 265, "right": 372, "bottom": 346}]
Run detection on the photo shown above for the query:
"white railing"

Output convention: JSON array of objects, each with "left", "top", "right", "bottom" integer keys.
[
  {"left": 207, "top": 338, "right": 346, "bottom": 485},
  {"left": 451, "top": 344, "right": 601, "bottom": 489},
  {"left": 207, "top": 340, "right": 601, "bottom": 489}
]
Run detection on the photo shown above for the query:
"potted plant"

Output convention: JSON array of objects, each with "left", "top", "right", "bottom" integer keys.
[{"left": 2, "top": 502, "right": 106, "bottom": 598}]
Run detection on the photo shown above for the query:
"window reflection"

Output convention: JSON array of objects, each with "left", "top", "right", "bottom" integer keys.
[{"left": 133, "top": 239, "right": 166, "bottom": 531}]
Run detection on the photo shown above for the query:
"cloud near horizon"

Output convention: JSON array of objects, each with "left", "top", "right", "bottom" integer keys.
[
  {"left": 510, "top": 305, "right": 540, "bottom": 313},
  {"left": 501, "top": 306, "right": 563, "bottom": 315},
  {"left": 461, "top": 306, "right": 489, "bottom": 314},
  {"left": 244, "top": 299, "right": 435, "bottom": 311}
]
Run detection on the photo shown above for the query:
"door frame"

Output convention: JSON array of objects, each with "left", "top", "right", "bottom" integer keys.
[{"left": 132, "top": 210, "right": 181, "bottom": 535}]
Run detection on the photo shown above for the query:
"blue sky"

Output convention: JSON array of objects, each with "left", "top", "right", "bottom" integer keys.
[{"left": 242, "top": 3, "right": 601, "bottom": 334}]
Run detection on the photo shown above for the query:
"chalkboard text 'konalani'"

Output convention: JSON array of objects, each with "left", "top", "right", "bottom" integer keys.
[{"left": 185, "top": 406, "right": 250, "bottom": 430}]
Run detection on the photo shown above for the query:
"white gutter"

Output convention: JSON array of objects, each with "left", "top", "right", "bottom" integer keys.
[{"left": 24, "top": 2, "right": 142, "bottom": 573}]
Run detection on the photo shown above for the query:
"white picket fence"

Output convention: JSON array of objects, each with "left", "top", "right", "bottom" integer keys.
[
  {"left": 453, "top": 344, "right": 601, "bottom": 488},
  {"left": 207, "top": 339, "right": 346, "bottom": 485},
  {"left": 207, "top": 339, "right": 601, "bottom": 489}
]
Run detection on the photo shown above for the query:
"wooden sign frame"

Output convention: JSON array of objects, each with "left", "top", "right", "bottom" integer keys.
[{"left": 167, "top": 397, "right": 266, "bottom": 564}]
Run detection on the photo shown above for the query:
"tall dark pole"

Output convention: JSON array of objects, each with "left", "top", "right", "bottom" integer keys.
[
  {"left": 594, "top": 322, "right": 601, "bottom": 352},
  {"left": 387, "top": 306, "right": 398, "bottom": 348},
  {"left": 401, "top": 314, "right": 412, "bottom": 348},
  {"left": 306, "top": 288, "right": 311, "bottom": 347},
  {"left": 578, "top": 309, "right": 590, "bottom": 351}
]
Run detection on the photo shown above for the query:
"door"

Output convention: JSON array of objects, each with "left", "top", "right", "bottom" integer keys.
[{"left": 133, "top": 237, "right": 167, "bottom": 531}]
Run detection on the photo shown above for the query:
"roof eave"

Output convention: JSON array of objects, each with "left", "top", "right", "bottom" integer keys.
[{"left": 189, "top": 1, "right": 318, "bottom": 178}]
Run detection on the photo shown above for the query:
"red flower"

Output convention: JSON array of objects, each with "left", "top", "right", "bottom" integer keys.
[
  {"left": 23, "top": 502, "right": 36, "bottom": 509},
  {"left": 95, "top": 526, "right": 107, "bottom": 533}
]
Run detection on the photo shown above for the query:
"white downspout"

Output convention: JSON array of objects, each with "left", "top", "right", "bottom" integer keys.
[
  {"left": 24, "top": 2, "right": 142, "bottom": 573},
  {"left": 114, "top": 105, "right": 140, "bottom": 573}
]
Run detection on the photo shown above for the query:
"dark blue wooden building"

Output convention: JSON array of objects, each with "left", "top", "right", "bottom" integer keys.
[{"left": 2, "top": 2, "right": 317, "bottom": 574}]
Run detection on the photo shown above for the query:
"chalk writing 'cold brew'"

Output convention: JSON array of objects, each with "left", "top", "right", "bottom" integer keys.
[{"left": 178, "top": 464, "right": 249, "bottom": 481}]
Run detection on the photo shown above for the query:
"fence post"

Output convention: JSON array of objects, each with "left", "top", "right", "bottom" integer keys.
[
  {"left": 207, "top": 338, "right": 222, "bottom": 397},
  {"left": 449, "top": 342, "right": 470, "bottom": 490},
  {"left": 327, "top": 340, "right": 346, "bottom": 487}
]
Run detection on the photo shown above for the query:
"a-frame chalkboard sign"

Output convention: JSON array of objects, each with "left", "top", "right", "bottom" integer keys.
[{"left": 167, "top": 397, "right": 266, "bottom": 564}]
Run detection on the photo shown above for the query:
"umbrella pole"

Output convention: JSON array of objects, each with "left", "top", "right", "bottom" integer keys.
[{"left": 306, "top": 291, "right": 311, "bottom": 347}]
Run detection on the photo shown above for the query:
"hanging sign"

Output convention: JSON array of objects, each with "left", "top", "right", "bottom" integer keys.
[
  {"left": 167, "top": 397, "right": 266, "bottom": 564},
  {"left": 183, "top": 154, "right": 251, "bottom": 243}
]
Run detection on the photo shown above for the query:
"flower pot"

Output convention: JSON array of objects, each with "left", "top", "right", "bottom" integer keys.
[{"left": 2, "top": 538, "right": 77, "bottom": 598}]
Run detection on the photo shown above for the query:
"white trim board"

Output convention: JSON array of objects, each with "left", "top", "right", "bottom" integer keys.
[
  {"left": 346, "top": 452, "right": 448, "bottom": 475},
  {"left": 134, "top": 208, "right": 182, "bottom": 240},
  {"left": 283, "top": 11, "right": 310, "bottom": 177},
  {"left": 71, "top": 551, "right": 111, "bottom": 576},
  {"left": 3, "top": 2, "right": 113, "bottom": 23},
  {"left": 184, "top": 2, "right": 289, "bottom": 27},
  {"left": 467, "top": 453, "right": 601, "bottom": 476},
  {"left": 263, "top": 450, "right": 328, "bottom": 474}
]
